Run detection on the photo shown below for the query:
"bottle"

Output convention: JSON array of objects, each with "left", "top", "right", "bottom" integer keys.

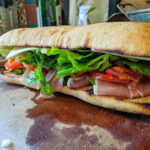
[
  {"left": 62, "top": 0, "right": 69, "bottom": 25},
  {"left": 55, "top": 0, "right": 62, "bottom": 25},
  {"left": 37, "top": 0, "right": 62, "bottom": 26}
]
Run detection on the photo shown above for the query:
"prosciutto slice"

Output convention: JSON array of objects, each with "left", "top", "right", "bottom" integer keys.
[
  {"left": 93, "top": 80, "right": 131, "bottom": 98},
  {"left": 93, "top": 79, "right": 150, "bottom": 98},
  {"left": 50, "top": 77, "right": 64, "bottom": 91},
  {"left": 45, "top": 70, "right": 64, "bottom": 91},
  {"left": 67, "top": 75, "right": 89, "bottom": 89},
  {"left": 137, "top": 80, "right": 150, "bottom": 97}
]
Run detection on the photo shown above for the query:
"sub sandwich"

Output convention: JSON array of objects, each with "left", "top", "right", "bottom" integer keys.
[{"left": 0, "top": 22, "right": 150, "bottom": 115}]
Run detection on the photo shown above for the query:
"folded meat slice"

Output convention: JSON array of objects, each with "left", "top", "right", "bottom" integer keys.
[
  {"left": 137, "top": 80, "right": 150, "bottom": 97},
  {"left": 50, "top": 77, "right": 64, "bottom": 91},
  {"left": 67, "top": 75, "right": 89, "bottom": 89},
  {"left": 93, "top": 79, "right": 149, "bottom": 98},
  {"left": 128, "top": 85, "right": 142, "bottom": 98},
  {"left": 46, "top": 70, "right": 64, "bottom": 91},
  {"left": 93, "top": 80, "right": 131, "bottom": 98}
]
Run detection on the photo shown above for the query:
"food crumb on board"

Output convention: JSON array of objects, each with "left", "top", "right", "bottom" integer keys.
[{"left": 1, "top": 139, "right": 14, "bottom": 149}]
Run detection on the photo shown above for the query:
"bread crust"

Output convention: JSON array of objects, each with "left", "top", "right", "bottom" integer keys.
[
  {"left": 1, "top": 22, "right": 150, "bottom": 56},
  {"left": 1, "top": 72, "right": 150, "bottom": 115},
  {"left": 0, "top": 71, "right": 40, "bottom": 90},
  {"left": 58, "top": 87, "right": 150, "bottom": 115}
]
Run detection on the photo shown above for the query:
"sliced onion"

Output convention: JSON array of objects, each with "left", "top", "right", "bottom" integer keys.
[{"left": 45, "top": 70, "right": 56, "bottom": 81}]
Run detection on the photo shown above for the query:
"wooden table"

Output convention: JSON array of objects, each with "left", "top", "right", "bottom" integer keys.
[{"left": 0, "top": 81, "right": 150, "bottom": 150}]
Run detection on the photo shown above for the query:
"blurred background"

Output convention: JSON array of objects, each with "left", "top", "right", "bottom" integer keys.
[{"left": 0, "top": 0, "right": 150, "bottom": 35}]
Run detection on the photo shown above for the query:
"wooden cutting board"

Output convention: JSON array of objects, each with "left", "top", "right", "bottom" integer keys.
[{"left": 0, "top": 80, "right": 150, "bottom": 150}]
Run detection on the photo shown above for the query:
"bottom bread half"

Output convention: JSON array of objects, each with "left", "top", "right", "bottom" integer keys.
[{"left": 1, "top": 71, "right": 150, "bottom": 115}]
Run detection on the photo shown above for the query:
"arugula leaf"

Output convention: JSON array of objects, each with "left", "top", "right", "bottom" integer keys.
[
  {"left": 34, "top": 51, "right": 54, "bottom": 96},
  {"left": 19, "top": 51, "right": 37, "bottom": 65},
  {"left": 42, "top": 55, "right": 57, "bottom": 69},
  {"left": 88, "top": 78, "right": 95, "bottom": 85},
  {"left": 26, "top": 75, "right": 38, "bottom": 86},
  {"left": 34, "top": 66, "right": 53, "bottom": 95},
  {"left": 13, "top": 68, "right": 25, "bottom": 75},
  {"left": 20, "top": 50, "right": 54, "bottom": 96},
  {"left": 99, "top": 55, "right": 112, "bottom": 72}
]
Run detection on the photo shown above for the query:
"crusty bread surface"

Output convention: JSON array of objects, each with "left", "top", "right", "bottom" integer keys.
[{"left": 0, "top": 22, "right": 150, "bottom": 56}]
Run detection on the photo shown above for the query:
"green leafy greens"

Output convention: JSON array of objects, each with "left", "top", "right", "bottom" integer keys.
[
  {"left": 19, "top": 50, "right": 54, "bottom": 96},
  {"left": 88, "top": 78, "right": 95, "bottom": 85},
  {"left": 4, "top": 46, "right": 150, "bottom": 96},
  {"left": 45, "top": 47, "right": 119, "bottom": 77}
]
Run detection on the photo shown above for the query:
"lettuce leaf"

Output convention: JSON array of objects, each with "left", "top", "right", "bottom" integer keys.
[
  {"left": 19, "top": 50, "right": 57, "bottom": 69},
  {"left": 88, "top": 78, "right": 95, "bottom": 85},
  {"left": 20, "top": 50, "right": 54, "bottom": 96},
  {"left": 45, "top": 47, "right": 116, "bottom": 77}
]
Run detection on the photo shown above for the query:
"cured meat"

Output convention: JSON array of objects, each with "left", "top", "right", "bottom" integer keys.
[
  {"left": 50, "top": 77, "right": 64, "bottom": 91},
  {"left": 93, "top": 79, "right": 149, "bottom": 98},
  {"left": 67, "top": 75, "right": 89, "bottom": 89},
  {"left": 93, "top": 77, "right": 150, "bottom": 98},
  {"left": 93, "top": 80, "right": 131, "bottom": 98},
  {"left": 46, "top": 70, "right": 64, "bottom": 91},
  {"left": 137, "top": 80, "right": 150, "bottom": 97}
]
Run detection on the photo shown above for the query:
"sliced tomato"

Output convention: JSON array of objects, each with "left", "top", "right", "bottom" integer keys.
[
  {"left": 24, "top": 64, "right": 35, "bottom": 71},
  {"left": 4, "top": 57, "right": 24, "bottom": 69},
  {"left": 112, "top": 66, "right": 132, "bottom": 73},
  {"left": 106, "top": 66, "right": 142, "bottom": 81},
  {"left": 42, "top": 68, "right": 51, "bottom": 73},
  {"left": 8, "top": 57, "right": 15, "bottom": 63},
  {"left": 90, "top": 71, "right": 130, "bottom": 84}
]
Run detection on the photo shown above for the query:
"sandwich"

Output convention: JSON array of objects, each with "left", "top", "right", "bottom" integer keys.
[{"left": 0, "top": 22, "right": 150, "bottom": 115}]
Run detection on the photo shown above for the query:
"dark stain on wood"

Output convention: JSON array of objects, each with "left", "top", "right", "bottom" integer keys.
[{"left": 26, "top": 91, "right": 150, "bottom": 150}]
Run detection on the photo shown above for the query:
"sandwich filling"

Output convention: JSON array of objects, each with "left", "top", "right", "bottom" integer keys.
[{"left": 1, "top": 46, "right": 150, "bottom": 98}]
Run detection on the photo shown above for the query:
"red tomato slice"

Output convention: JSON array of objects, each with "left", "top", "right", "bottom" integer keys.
[
  {"left": 90, "top": 71, "right": 130, "bottom": 84},
  {"left": 24, "top": 64, "right": 35, "bottom": 71},
  {"left": 4, "top": 58, "right": 24, "bottom": 69},
  {"left": 8, "top": 57, "right": 15, "bottom": 63}
]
